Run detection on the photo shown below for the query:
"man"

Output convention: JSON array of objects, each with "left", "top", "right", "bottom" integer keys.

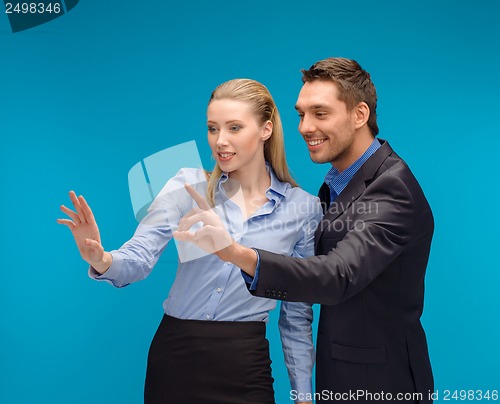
[{"left": 175, "top": 57, "right": 434, "bottom": 403}]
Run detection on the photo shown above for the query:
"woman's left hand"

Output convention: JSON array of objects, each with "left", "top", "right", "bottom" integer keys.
[{"left": 173, "top": 184, "right": 234, "bottom": 256}]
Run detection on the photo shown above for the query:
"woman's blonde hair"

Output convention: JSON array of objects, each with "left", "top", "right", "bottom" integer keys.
[{"left": 205, "top": 79, "right": 297, "bottom": 206}]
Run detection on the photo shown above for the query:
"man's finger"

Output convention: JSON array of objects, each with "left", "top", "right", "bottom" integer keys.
[
  {"left": 176, "top": 208, "right": 203, "bottom": 232},
  {"left": 172, "top": 230, "right": 195, "bottom": 242},
  {"left": 185, "top": 183, "right": 211, "bottom": 210},
  {"left": 193, "top": 226, "right": 232, "bottom": 253},
  {"left": 177, "top": 210, "right": 214, "bottom": 232}
]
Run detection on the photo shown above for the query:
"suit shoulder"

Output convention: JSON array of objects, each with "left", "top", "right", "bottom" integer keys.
[
  {"left": 376, "top": 154, "right": 424, "bottom": 193},
  {"left": 374, "top": 155, "right": 433, "bottom": 221}
]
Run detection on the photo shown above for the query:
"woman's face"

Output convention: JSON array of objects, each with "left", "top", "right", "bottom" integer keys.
[{"left": 207, "top": 99, "right": 272, "bottom": 174}]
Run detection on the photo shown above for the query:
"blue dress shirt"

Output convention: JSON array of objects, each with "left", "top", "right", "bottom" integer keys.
[
  {"left": 324, "top": 137, "right": 381, "bottom": 204},
  {"left": 248, "top": 138, "right": 381, "bottom": 290},
  {"left": 246, "top": 139, "right": 381, "bottom": 396},
  {"left": 90, "top": 164, "right": 323, "bottom": 397}
]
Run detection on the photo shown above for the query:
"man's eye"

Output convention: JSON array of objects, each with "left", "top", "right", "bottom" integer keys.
[
  {"left": 316, "top": 112, "right": 327, "bottom": 118},
  {"left": 297, "top": 114, "right": 304, "bottom": 120},
  {"left": 230, "top": 125, "right": 241, "bottom": 132}
]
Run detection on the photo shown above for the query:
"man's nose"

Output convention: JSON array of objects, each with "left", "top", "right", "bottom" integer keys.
[{"left": 299, "top": 115, "right": 316, "bottom": 135}]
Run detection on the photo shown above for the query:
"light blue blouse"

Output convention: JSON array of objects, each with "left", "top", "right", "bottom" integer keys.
[{"left": 90, "top": 164, "right": 323, "bottom": 396}]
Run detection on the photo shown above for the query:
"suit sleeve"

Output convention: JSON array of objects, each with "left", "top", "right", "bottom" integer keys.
[{"left": 254, "top": 173, "right": 416, "bottom": 305}]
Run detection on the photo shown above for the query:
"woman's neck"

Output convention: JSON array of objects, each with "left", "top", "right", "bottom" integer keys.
[
  {"left": 227, "top": 159, "right": 271, "bottom": 197},
  {"left": 225, "top": 161, "right": 271, "bottom": 219}
]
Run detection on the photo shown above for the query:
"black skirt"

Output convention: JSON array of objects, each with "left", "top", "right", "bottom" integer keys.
[{"left": 144, "top": 315, "right": 275, "bottom": 404}]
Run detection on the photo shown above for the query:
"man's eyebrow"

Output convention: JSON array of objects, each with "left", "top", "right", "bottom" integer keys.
[{"left": 295, "top": 104, "right": 329, "bottom": 110}]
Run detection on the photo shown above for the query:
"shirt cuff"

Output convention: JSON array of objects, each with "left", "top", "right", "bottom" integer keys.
[
  {"left": 290, "top": 377, "right": 313, "bottom": 402},
  {"left": 87, "top": 251, "right": 123, "bottom": 285},
  {"left": 240, "top": 248, "right": 260, "bottom": 291}
]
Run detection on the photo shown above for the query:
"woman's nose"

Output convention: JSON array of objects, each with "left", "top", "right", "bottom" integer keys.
[{"left": 216, "top": 130, "right": 229, "bottom": 147}]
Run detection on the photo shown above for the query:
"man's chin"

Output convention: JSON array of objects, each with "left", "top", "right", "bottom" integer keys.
[{"left": 309, "top": 154, "right": 331, "bottom": 164}]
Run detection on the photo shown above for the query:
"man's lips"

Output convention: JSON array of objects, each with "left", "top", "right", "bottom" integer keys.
[{"left": 306, "top": 138, "right": 328, "bottom": 147}]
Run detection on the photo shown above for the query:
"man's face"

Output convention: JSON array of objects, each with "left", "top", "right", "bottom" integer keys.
[{"left": 295, "top": 80, "right": 357, "bottom": 170}]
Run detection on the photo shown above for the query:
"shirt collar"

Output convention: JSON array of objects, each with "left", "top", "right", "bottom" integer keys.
[
  {"left": 218, "top": 162, "right": 289, "bottom": 203},
  {"left": 324, "top": 137, "right": 381, "bottom": 196}
]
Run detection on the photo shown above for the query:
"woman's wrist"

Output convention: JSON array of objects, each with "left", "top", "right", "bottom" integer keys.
[{"left": 93, "top": 252, "right": 112, "bottom": 274}]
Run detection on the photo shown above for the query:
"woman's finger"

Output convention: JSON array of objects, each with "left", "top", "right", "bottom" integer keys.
[
  {"left": 69, "top": 191, "right": 87, "bottom": 223},
  {"left": 78, "top": 195, "right": 96, "bottom": 225},
  {"left": 185, "top": 183, "right": 211, "bottom": 210},
  {"left": 60, "top": 204, "right": 81, "bottom": 224},
  {"left": 85, "top": 238, "right": 103, "bottom": 250},
  {"left": 57, "top": 218, "right": 75, "bottom": 230}
]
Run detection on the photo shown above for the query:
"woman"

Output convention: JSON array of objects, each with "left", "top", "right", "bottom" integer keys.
[{"left": 58, "top": 79, "right": 322, "bottom": 403}]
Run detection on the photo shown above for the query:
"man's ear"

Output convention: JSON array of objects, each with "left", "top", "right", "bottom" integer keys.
[
  {"left": 353, "top": 102, "right": 370, "bottom": 130},
  {"left": 261, "top": 120, "right": 273, "bottom": 141}
]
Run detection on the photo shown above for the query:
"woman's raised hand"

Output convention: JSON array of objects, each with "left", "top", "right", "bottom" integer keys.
[{"left": 57, "top": 191, "right": 112, "bottom": 274}]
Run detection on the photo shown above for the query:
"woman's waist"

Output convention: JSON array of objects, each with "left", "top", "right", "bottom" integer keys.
[
  {"left": 163, "top": 287, "right": 274, "bottom": 323},
  {"left": 159, "top": 314, "right": 267, "bottom": 338}
]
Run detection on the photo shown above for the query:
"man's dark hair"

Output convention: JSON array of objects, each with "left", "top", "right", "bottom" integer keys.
[{"left": 302, "top": 57, "right": 379, "bottom": 135}]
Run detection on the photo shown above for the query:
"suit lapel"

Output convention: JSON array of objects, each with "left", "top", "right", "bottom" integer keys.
[
  {"left": 314, "top": 172, "right": 366, "bottom": 245},
  {"left": 314, "top": 139, "right": 394, "bottom": 246}
]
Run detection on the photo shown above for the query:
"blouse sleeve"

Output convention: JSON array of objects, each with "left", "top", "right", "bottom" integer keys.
[{"left": 89, "top": 168, "right": 206, "bottom": 287}]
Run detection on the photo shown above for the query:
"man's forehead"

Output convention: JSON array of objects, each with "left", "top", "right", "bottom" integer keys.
[{"left": 295, "top": 81, "right": 340, "bottom": 109}]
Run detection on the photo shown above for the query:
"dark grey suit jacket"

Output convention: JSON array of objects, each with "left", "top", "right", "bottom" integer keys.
[{"left": 254, "top": 140, "right": 434, "bottom": 402}]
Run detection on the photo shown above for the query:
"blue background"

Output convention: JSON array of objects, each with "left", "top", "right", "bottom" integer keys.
[{"left": 1, "top": 1, "right": 499, "bottom": 403}]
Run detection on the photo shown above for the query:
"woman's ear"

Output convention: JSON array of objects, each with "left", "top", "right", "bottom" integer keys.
[{"left": 261, "top": 120, "right": 273, "bottom": 141}]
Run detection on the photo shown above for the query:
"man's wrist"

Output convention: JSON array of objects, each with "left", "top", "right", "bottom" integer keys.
[
  {"left": 216, "top": 241, "right": 237, "bottom": 262},
  {"left": 217, "top": 243, "right": 257, "bottom": 276}
]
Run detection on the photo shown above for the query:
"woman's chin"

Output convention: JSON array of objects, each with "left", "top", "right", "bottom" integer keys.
[{"left": 218, "top": 160, "right": 237, "bottom": 172}]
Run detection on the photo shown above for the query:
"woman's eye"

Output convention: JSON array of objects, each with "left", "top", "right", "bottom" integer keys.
[
  {"left": 208, "top": 126, "right": 218, "bottom": 133},
  {"left": 230, "top": 125, "right": 241, "bottom": 132}
]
